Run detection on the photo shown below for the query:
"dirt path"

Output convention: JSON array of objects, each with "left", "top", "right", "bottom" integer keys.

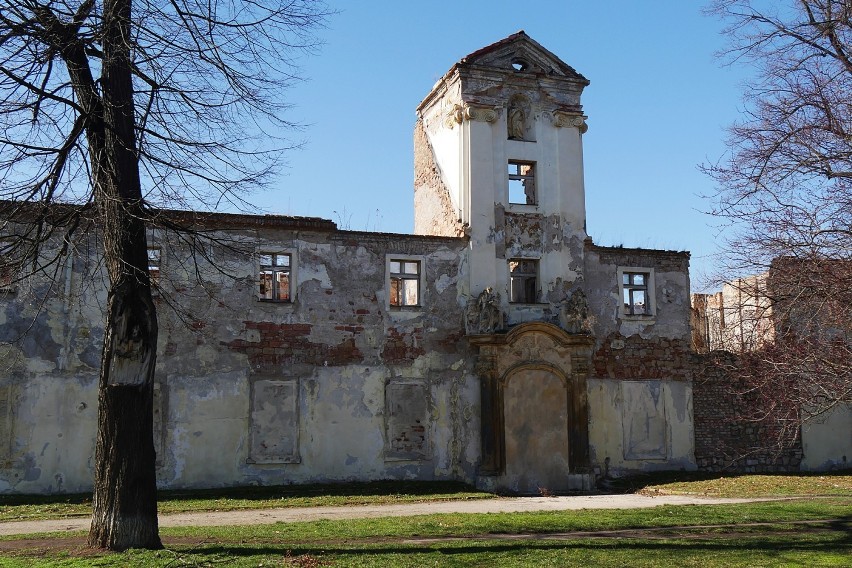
[{"left": 0, "top": 494, "right": 779, "bottom": 537}]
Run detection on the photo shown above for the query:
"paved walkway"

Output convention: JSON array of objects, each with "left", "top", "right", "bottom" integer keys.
[{"left": 0, "top": 494, "right": 772, "bottom": 537}]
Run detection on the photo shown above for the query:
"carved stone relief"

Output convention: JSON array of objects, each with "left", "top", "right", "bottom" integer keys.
[
  {"left": 507, "top": 95, "right": 532, "bottom": 140},
  {"left": 561, "top": 289, "right": 591, "bottom": 334},
  {"left": 466, "top": 287, "right": 504, "bottom": 334}
]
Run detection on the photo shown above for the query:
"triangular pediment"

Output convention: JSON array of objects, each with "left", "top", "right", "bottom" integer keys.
[{"left": 460, "top": 31, "right": 588, "bottom": 84}]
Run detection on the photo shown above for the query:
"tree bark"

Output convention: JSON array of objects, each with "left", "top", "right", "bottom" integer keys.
[{"left": 86, "top": 0, "right": 162, "bottom": 551}]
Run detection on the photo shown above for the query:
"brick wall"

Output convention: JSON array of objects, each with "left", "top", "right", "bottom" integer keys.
[
  {"left": 593, "top": 333, "right": 693, "bottom": 381},
  {"left": 692, "top": 353, "right": 803, "bottom": 472}
]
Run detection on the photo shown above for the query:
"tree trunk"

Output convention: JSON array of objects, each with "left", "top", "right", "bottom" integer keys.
[
  {"left": 88, "top": 283, "right": 160, "bottom": 550},
  {"left": 87, "top": 0, "right": 162, "bottom": 550}
]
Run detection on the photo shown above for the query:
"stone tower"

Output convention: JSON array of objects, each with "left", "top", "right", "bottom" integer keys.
[
  {"left": 414, "top": 31, "right": 591, "bottom": 329},
  {"left": 416, "top": 32, "right": 598, "bottom": 493}
]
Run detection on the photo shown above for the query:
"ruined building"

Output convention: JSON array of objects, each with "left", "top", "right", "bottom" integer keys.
[
  {"left": 692, "top": 261, "right": 851, "bottom": 472},
  {"left": 2, "top": 33, "right": 699, "bottom": 495}
]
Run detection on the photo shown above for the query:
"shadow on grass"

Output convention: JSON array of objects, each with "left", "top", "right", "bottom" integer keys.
[
  {"left": 0, "top": 480, "right": 486, "bottom": 508},
  {"left": 159, "top": 480, "right": 487, "bottom": 503},
  {"left": 179, "top": 530, "right": 852, "bottom": 561}
]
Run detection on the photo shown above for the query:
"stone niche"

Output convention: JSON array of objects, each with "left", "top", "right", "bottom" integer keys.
[{"left": 469, "top": 322, "right": 594, "bottom": 494}]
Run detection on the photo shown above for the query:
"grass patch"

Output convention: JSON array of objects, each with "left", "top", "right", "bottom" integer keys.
[
  {"left": 611, "top": 470, "right": 852, "bottom": 498},
  {"left": 2, "top": 472, "right": 851, "bottom": 524},
  {"left": 1, "top": 499, "right": 849, "bottom": 566},
  {"left": 0, "top": 480, "right": 491, "bottom": 523}
]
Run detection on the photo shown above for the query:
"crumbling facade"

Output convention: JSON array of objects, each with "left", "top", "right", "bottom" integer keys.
[{"left": 2, "top": 32, "right": 700, "bottom": 495}]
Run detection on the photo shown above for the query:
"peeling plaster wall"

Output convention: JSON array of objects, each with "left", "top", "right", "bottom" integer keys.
[
  {"left": 588, "top": 378, "right": 695, "bottom": 474},
  {"left": 413, "top": 120, "right": 466, "bottom": 237},
  {"left": 0, "top": 33, "right": 761, "bottom": 494},
  {"left": 0, "top": 243, "right": 104, "bottom": 493},
  {"left": 584, "top": 243, "right": 692, "bottom": 343},
  {"left": 801, "top": 403, "right": 851, "bottom": 471},
  {"left": 0, "top": 223, "right": 482, "bottom": 493},
  {"left": 583, "top": 243, "right": 697, "bottom": 474}
]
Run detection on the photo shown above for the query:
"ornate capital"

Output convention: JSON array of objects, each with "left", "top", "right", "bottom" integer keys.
[
  {"left": 550, "top": 111, "right": 588, "bottom": 133},
  {"left": 465, "top": 104, "right": 498, "bottom": 123},
  {"left": 445, "top": 104, "right": 464, "bottom": 128},
  {"left": 474, "top": 353, "right": 498, "bottom": 379},
  {"left": 445, "top": 104, "right": 499, "bottom": 128}
]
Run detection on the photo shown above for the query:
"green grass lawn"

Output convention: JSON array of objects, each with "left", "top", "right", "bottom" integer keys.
[
  {"left": 0, "top": 499, "right": 849, "bottom": 566},
  {"left": 614, "top": 470, "right": 852, "bottom": 498},
  {"left": 1, "top": 474, "right": 851, "bottom": 566},
  {"left": 0, "top": 480, "right": 492, "bottom": 523},
  {"left": 2, "top": 471, "right": 849, "bottom": 524}
]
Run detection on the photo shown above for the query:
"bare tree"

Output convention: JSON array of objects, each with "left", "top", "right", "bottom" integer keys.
[
  {"left": 702, "top": 1, "right": 852, "bottom": 443},
  {"left": 0, "top": 0, "right": 328, "bottom": 550}
]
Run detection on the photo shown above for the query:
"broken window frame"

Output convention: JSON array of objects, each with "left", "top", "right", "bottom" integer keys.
[
  {"left": 509, "top": 258, "right": 539, "bottom": 304},
  {"left": 388, "top": 257, "right": 422, "bottom": 309},
  {"left": 258, "top": 252, "right": 292, "bottom": 303},
  {"left": 618, "top": 267, "right": 655, "bottom": 317},
  {"left": 507, "top": 160, "right": 537, "bottom": 206},
  {"left": 147, "top": 246, "right": 161, "bottom": 292}
]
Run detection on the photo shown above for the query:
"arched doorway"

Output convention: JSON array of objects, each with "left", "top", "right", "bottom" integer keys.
[{"left": 470, "top": 322, "right": 594, "bottom": 493}]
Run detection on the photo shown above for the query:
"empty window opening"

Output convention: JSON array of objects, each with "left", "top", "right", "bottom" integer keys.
[
  {"left": 508, "top": 161, "right": 536, "bottom": 205},
  {"left": 389, "top": 259, "right": 420, "bottom": 308},
  {"left": 147, "top": 247, "right": 161, "bottom": 289},
  {"left": 259, "top": 253, "right": 291, "bottom": 302},
  {"left": 509, "top": 259, "right": 538, "bottom": 303},
  {"left": 623, "top": 272, "right": 649, "bottom": 315},
  {"left": 511, "top": 59, "right": 529, "bottom": 72}
]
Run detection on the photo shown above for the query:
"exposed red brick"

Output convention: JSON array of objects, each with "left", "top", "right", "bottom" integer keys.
[
  {"left": 593, "top": 333, "right": 692, "bottom": 381},
  {"left": 223, "top": 322, "right": 363, "bottom": 367},
  {"left": 382, "top": 327, "right": 425, "bottom": 363}
]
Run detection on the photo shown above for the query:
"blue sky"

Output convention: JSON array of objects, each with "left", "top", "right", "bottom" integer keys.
[{"left": 255, "top": 1, "right": 749, "bottom": 291}]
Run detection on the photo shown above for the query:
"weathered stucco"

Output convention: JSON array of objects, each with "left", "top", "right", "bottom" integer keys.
[
  {"left": 0, "top": 222, "right": 485, "bottom": 492},
  {"left": 801, "top": 404, "right": 851, "bottom": 471},
  {"left": 587, "top": 378, "right": 695, "bottom": 474},
  {"left": 413, "top": 121, "right": 466, "bottom": 238}
]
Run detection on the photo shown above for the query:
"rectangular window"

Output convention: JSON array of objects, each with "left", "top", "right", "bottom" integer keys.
[
  {"left": 623, "top": 271, "right": 649, "bottom": 315},
  {"left": 389, "top": 259, "right": 420, "bottom": 307},
  {"left": 147, "top": 247, "right": 161, "bottom": 289},
  {"left": 259, "top": 253, "right": 291, "bottom": 302},
  {"left": 508, "top": 161, "right": 536, "bottom": 205},
  {"left": 509, "top": 259, "right": 538, "bottom": 303}
]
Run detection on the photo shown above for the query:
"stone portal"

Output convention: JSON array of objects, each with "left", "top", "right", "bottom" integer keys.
[
  {"left": 503, "top": 367, "right": 571, "bottom": 493},
  {"left": 470, "top": 322, "right": 595, "bottom": 493}
]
